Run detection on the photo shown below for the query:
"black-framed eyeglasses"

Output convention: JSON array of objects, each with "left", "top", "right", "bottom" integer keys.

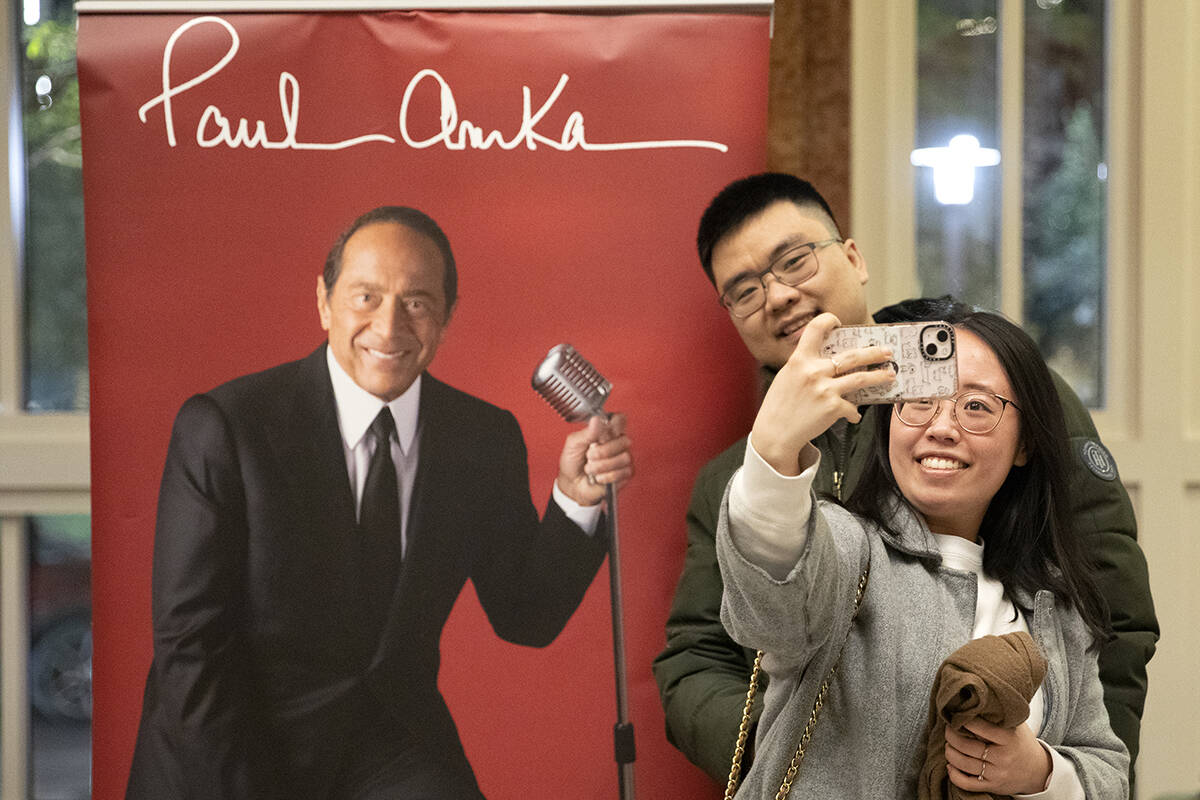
[
  {"left": 719, "top": 238, "right": 844, "bottom": 319},
  {"left": 894, "top": 391, "right": 1021, "bottom": 435}
]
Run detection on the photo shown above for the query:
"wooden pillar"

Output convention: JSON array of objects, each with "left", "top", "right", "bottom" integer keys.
[{"left": 767, "top": 0, "right": 853, "bottom": 229}]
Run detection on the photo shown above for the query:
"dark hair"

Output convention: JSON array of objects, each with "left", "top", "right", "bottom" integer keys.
[
  {"left": 697, "top": 173, "right": 842, "bottom": 287},
  {"left": 322, "top": 206, "right": 458, "bottom": 315},
  {"left": 844, "top": 308, "right": 1111, "bottom": 648},
  {"left": 871, "top": 294, "right": 978, "bottom": 325}
]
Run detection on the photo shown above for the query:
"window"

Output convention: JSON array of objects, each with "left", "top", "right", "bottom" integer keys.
[
  {"left": 21, "top": 0, "right": 87, "bottom": 412},
  {"left": 915, "top": 0, "right": 1001, "bottom": 310},
  {"left": 28, "top": 515, "right": 92, "bottom": 798},
  {"left": 1020, "top": 0, "right": 1106, "bottom": 405},
  {"left": 1, "top": 0, "right": 91, "bottom": 797},
  {"left": 912, "top": 0, "right": 1108, "bottom": 406}
]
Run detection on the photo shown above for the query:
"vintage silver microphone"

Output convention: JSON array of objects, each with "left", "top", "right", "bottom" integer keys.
[
  {"left": 531, "top": 343, "right": 612, "bottom": 422},
  {"left": 531, "top": 344, "right": 636, "bottom": 800}
]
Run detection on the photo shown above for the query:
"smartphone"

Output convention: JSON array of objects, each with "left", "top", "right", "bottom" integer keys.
[{"left": 821, "top": 321, "right": 958, "bottom": 405}]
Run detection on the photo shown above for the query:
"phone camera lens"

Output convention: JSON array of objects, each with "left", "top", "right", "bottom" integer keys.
[
  {"left": 936, "top": 330, "right": 949, "bottom": 342},
  {"left": 925, "top": 343, "right": 938, "bottom": 356}
]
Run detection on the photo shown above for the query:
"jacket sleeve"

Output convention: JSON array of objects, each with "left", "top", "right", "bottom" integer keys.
[
  {"left": 1047, "top": 607, "right": 1131, "bottom": 799},
  {"left": 652, "top": 446, "right": 761, "bottom": 783},
  {"left": 469, "top": 409, "right": 608, "bottom": 648},
  {"left": 1052, "top": 371, "right": 1158, "bottom": 765},
  {"left": 140, "top": 394, "right": 280, "bottom": 799},
  {"left": 716, "top": 479, "right": 863, "bottom": 670}
]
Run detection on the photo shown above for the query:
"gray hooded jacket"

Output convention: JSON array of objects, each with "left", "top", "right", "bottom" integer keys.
[{"left": 717, "top": 486, "right": 1129, "bottom": 799}]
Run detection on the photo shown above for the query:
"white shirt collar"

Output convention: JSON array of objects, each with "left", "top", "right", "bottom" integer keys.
[
  {"left": 933, "top": 532, "right": 985, "bottom": 572},
  {"left": 325, "top": 346, "right": 421, "bottom": 454}
]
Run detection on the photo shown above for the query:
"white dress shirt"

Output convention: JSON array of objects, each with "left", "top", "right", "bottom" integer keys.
[
  {"left": 325, "top": 348, "right": 601, "bottom": 561},
  {"left": 326, "top": 348, "right": 422, "bottom": 558}
]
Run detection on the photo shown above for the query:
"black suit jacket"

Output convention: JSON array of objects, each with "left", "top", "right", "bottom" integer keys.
[{"left": 126, "top": 346, "right": 608, "bottom": 800}]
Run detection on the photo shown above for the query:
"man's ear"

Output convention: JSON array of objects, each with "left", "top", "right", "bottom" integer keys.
[
  {"left": 316, "top": 275, "right": 331, "bottom": 331},
  {"left": 842, "top": 238, "right": 869, "bottom": 287}
]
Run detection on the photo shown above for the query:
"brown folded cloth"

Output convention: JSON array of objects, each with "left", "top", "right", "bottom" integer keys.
[{"left": 916, "top": 631, "right": 1048, "bottom": 800}]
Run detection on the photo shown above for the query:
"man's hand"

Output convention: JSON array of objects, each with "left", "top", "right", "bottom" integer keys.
[
  {"left": 556, "top": 413, "right": 633, "bottom": 506},
  {"left": 750, "top": 313, "right": 894, "bottom": 476}
]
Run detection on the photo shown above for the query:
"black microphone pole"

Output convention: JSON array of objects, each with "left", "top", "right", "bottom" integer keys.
[{"left": 605, "top": 479, "right": 636, "bottom": 800}]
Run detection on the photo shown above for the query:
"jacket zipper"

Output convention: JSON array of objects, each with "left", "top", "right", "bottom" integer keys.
[{"left": 831, "top": 422, "right": 853, "bottom": 501}]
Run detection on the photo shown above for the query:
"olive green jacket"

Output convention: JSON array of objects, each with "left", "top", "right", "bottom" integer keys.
[{"left": 652, "top": 370, "right": 1158, "bottom": 784}]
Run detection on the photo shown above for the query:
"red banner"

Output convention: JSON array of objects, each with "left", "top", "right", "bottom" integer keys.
[{"left": 80, "top": 10, "right": 767, "bottom": 798}]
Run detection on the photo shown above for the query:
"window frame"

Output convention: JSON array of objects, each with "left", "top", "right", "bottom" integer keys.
[{"left": 0, "top": 1, "right": 91, "bottom": 794}]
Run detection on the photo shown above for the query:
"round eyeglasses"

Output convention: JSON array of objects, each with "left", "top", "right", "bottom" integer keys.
[
  {"left": 894, "top": 391, "right": 1021, "bottom": 435},
  {"left": 719, "top": 238, "right": 844, "bottom": 319}
]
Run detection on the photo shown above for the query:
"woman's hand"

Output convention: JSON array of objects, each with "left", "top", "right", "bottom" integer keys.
[
  {"left": 749, "top": 313, "right": 894, "bottom": 475},
  {"left": 945, "top": 718, "right": 1052, "bottom": 796}
]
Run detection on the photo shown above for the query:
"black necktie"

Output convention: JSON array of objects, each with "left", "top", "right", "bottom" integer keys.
[{"left": 358, "top": 407, "right": 401, "bottom": 638}]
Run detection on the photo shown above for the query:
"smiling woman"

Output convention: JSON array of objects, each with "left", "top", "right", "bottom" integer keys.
[
  {"left": 886, "top": 329, "right": 1027, "bottom": 542},
  {"left": 716, "top": 308, "right": 1123, "bottom": 799}
]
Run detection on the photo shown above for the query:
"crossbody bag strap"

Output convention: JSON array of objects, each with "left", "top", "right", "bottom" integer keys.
[{"left": 723, "top": 564, "right": 870, "bottom": 800}]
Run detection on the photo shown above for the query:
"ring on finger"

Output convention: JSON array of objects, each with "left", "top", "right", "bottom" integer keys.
[
  {"left": 978, "top": 762, "right": 987, "bottom": 781},
  {"left": 830, "top": 355, "right": 842, "bottom": 376},
  {"left": 980, "top": 744, "right": 990, "bottom": 764}
]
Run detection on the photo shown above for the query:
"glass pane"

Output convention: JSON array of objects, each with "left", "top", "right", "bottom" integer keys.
[
  {"left": 21, "top": 0, "right": 87, "bottom": 412},
  {"left": 1022, "top": 0, "right": 1107, "bottom": 406},
  {"left": 29, "top": 514, "right": 92, "bottom": 798},
  {"left": 915, "top": 0, "right": 1001, "bottom": 309}
]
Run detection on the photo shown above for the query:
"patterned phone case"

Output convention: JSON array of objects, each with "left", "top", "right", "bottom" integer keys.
[{"left": 821, "top": 322, "right": 958, "bottom": 404}]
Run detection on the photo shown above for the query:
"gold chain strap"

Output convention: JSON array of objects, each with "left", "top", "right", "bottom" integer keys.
[
  {"left": 724, "top": 566, "right": 870, "bottom": 800},
  {"left": 723, "top": 651, "right": 764, "bottom": 799}
]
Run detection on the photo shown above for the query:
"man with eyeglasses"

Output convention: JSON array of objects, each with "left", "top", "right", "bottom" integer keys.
[{"left": 652, "top": 172, "right": 1157, "bottom": 785}]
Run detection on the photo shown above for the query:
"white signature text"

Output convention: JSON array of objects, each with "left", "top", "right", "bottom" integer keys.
[{"left": 137, "top": 16, "right": 729, "bottom": 154}]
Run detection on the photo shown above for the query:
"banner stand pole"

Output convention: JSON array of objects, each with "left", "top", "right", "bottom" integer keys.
[{"left": 606, "top": 482, "right": 636, "bottom": 800}]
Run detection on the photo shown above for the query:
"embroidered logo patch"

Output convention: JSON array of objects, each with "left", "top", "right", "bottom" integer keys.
[{"left": 1078, "top": 440, "right": 1118, "bottom": 481}]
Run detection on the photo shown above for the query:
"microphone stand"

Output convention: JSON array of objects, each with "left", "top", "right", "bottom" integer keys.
[
  {"left": 530, "top": 344, "right": 634, "bottom": 799},
  {"left": 605, "top": 480, "right": 636, "bottom": 800}
]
